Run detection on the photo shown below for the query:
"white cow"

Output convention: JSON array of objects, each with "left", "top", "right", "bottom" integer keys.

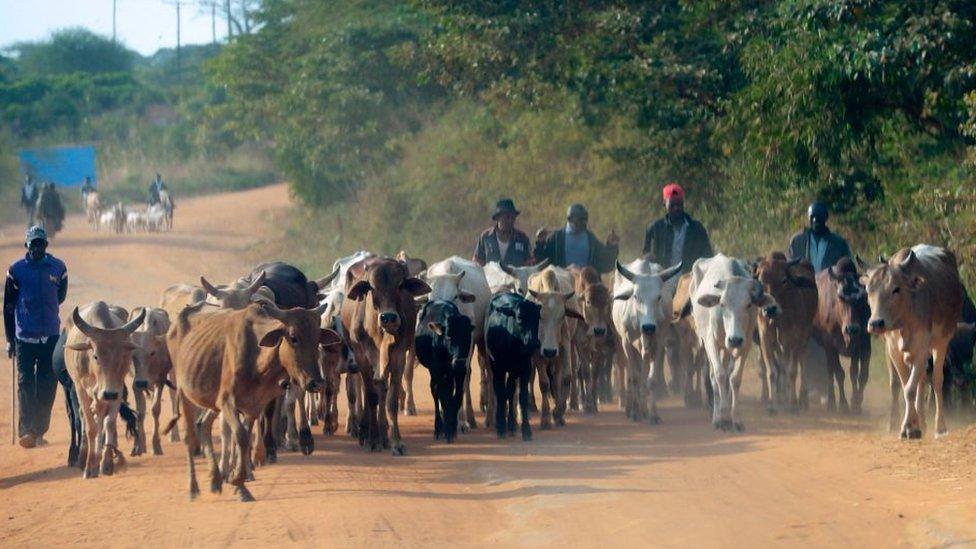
[
  {"left": 483, "top": 259, "right": 550, "bottom": 295},
  {"left": 611, "top": 259, "right": 683, "bottom": 423},
  {"left": 412, "top": 256, "right": 492, "bottom": 429},
  {"left": 686, "top": 254, "right": 778, "bottom": 431}
]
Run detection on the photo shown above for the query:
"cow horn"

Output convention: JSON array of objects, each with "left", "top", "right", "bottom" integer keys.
[
  {"left": 313, "top": 300, "right": 329, "bottom": 316},
  {"left": 615, "top": 260, "right": 636, "bottom": 282},
  {"left": 72, "top": 307, "right": 98, "bottom": 339},
  {"left": 855, "top": 255, "right": 873, "bottom": 272},
  {"left": 533, "top": 258, "right": 550, "bottom": 271},
  {"left": 499, "top": 262, "right": 516, "bottom": 276},
  {"left": 314, "top": 266, "right": 341, "bottom": 290},
  {"left": 258, "top": 300, "right": 287, "bottom": 321},
  {"left": 828, "top": 265, "right": 843, "bottom": 281},
  {"left": 246, "top": 271, "right": 267, "bottom": 295},
  {"left": 660, "top": 262, "right": 682, "bottom": 282},
  {"left": 899, "top": 249, "right": 916, "bottom": 269},
  {"left": 878, "top": 254, "right": 888, "bottom": 264},
  {"left": 200, "top": 276, "right": 223, "bottom": 297},
  {"left": 121, "top": 308, "right": 147, "bottom": 334}
]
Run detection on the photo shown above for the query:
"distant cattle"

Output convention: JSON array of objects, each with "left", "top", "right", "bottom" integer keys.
[
  {"left": 812, "top": 258, "right": 871, "bottom": 413},
  {"left": 754, "top": 253, "right": 818, "bottom": 413},
  {"left": 485, "top": 292, "right": 542, "bottom": 440},
  {"left": 859, "top": 245, "right": 963, "bottom": 439},
  {"left": 686, "top": 254, "right": 777, "bottom": 431},
  {"left": 341, "top": 257, "right": 430, "bottom": 454}
]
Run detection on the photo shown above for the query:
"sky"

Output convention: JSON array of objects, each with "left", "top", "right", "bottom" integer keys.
[{"left": 0, "top": 0, "right": 228, "bottom": 56}]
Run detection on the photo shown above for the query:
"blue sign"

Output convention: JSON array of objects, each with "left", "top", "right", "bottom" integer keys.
[{"left": 18, "top": 145, "right": 97, "bottom": 187}]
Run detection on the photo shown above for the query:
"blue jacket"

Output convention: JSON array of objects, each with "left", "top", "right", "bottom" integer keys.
[{"left": 4, "top": 254, "right": 68, "bottom": 341}]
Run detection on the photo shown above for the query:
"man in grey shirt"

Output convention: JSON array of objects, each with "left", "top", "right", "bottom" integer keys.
[{"left": 534, "top": 204, "right": 619, "bottom": 273}]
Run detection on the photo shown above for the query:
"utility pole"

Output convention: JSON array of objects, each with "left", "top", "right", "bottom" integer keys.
[
  {"left": 211, "top": 2, "right": 217, "bottom": 44},
  {"left": 112, "top": 0, "right": 117, "bottom": 43},
  {"left": 225, "top": 0, "right": 232, "bottom": 40}
]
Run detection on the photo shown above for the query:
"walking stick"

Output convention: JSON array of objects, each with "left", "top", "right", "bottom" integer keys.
[{"left": 10, "top": 355, "right": 16, "bottom": 445}]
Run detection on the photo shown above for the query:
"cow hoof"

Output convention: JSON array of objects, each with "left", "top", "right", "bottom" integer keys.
[
  {"left": 211, "top": 477, "right": 223, "bottom": 494},
  {"left": 555, "top": 417, "right": 565, "bottom": 427},
  {"left": 935, "top": 429, "right": 948, "bottom": 439},
  {"left": 522, "top": 430, "right": 532, "bottom": 442},
  {"left": 234, "top": 485, "right": 255, "bottom": 503},
  {"left": 323, "top": 425, "right": 335, "bottom": 436},
  {"left": 648, "top": 415, "right": 661, "bottom": 425},
  {"left": 189, "top": 481, "right": 200, "bottom": 500},
  {"left": 734, "top": 422, "right": 745, "bottom": 432},
  {"left": 67, "top": 448, "right": 79, "bottom": 468},
  {"left": 458, "top": 423, "right": 469, "bottom": 434},
  {"left": 299, "top": 427, "right": 314, "bottom": 456},
  {"left": 101, "top": 460, "right": 114, "bottom": 476},
  {"left": 541, "top": 419, "right": 552, "bottom": 430},
  {"left": 910, "top": 429, "right": 922, "bottom": 440},
  {"left": 169, "top": 432, "right": 181, "bottom": 443},
  {"left": 467, "top": 419, "right": 478, "bottom": 430},
  {"left": 309, "top": 416, "right": 318, "bottom": 426},
  {"left": 83, "top": 468, "right": 98, "bottom": 480},
  {"left": 392, "top": 444, "right": 406, "bottom": 456},
  {"left": 406, "top": 405, "right": 417, "bottom": 416}
]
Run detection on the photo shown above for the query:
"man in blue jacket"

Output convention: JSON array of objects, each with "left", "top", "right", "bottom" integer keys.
[{"left": 4, "top": 226, "right": 68, "bottom": 448}]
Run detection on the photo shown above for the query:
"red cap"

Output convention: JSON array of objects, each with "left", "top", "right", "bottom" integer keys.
[{"left": 663, "top": 183, "right": 684, "bottom": 201}]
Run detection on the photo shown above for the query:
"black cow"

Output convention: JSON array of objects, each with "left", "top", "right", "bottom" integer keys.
[
  {"left": 941, "top": 289, "right": 976, "bottom": 409},
  {"left": 485, "top": 292, "right": 541, "bottom": 441},
  {"left": 414, "top": 300, "right": 474, "bottom": 443}
]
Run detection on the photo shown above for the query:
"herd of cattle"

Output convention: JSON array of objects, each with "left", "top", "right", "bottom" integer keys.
[
  {"left": 83, "top": 190, "right": 174, "bottom": 234},
  {"left": 52, "top": 245, "right": 975, "bottom": 501}
]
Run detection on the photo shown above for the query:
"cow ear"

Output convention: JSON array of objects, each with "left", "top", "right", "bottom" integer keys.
[
  {"left": 697, "top": 294, "right": 720, "bottom": 308},
  {"left": 565, "top": 308, "right": 585, "bottom": 321},
  {"left": 756, "top": 294, "right": 777, "bottom": 310},
  {"left": 66, "top": 341, "right": 92, "bottom": 351},
  {"left": 675, "top": 299, "right": 693, "bottom": 320},
  {"left": 319, "top": 328, "right": 342, "bottom": 348},
  {"left": 347, "top": 280, "right": 372, "bottom": 301},
  {"left": 908, "top": 275, "right": 926, "bottom": 291},
  {"left": 402, "top": 277, "right": 432, "bottom": 297},
  {"left": 428, "top": 322, "right": 445, "bottom": 336},
  {"left": 458, "top": 291, "right": 477, "bottom": 304},
  {"left": 259, "top": 328, "right": 286, "bottom": 348},
  {"left": 787, "top": 274, "right": 817, "bottom": 289}
]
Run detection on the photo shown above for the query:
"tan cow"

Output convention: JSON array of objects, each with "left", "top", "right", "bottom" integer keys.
[
  {"left": 64, "top": 302, "right": 146, "bottom": 478},
  {"left": 167, "top": 302, "right": 338, "bottom": 501},
  {"left": 341, "top": 257, "right": 430, "bottom": 455},
  {"left": 128, "top": 306, "right": 173, "bottom": 456},
  {"left": 859, "top": 245, "right": 963, "bottom": 439},
  {"left": 528, "top": 266, "right": 584, "bottom": 428},
  {"left": 572, "top": 266, "right": 615, "bottom": 413},
  {"left": 754, "top": 253, "right": 818, "bottom": 413}
]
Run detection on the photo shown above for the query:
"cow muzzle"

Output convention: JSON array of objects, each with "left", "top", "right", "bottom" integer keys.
[
  {"left": 727, "top": 335, "right": 744, "bottom": 348},
  {"left": 379, "top": 312, "right": 400, "bottom": 325},
  {"left": 640, "top": 323, "right": 656, "bottom": 335},
  {"left": 101, "top": 390, "right": 119, "bottom": 401},
  {"left": 868, "top": 318, "right": 886, "bottom": 333},
  {"left": 541, "top": 348, "right": 558, "bottom": 359},
  {"left": 134, "top": 380, "right": 149, "bottom": 390},
  {"left": 593, "top": 327, "right": 607, "bottom": 337},
  {"left": 763, "top": 305, "right": 779, "bottom": 318}
]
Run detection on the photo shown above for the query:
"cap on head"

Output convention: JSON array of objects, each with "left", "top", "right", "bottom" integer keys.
[
  {"left": 567, "top": 203, "right": 588, "bottom": 219},
  {"left": 492, "top": 198, "right": 520, "bottom": 220},
  {"left": 663, "top": 183, "right": 685, "bottom": 202},
  {"left": 807, "top": 202, "right": 828, "bottom": 220},
  {"left": 25, "top": 225, "right": 47, "bottom": 245}
]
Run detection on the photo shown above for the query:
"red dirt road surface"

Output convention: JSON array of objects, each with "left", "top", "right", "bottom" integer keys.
[{"left": 2, "top": 184, "right": 976, "bottom": 547}]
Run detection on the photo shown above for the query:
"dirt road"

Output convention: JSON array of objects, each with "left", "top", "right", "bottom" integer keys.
[{"left": 1, "top": 184, "right": 975, "bottom": 548}]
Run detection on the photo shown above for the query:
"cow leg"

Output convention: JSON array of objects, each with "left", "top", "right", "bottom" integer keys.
[
  {"left": 554, "top": 342, "right": 570, "bottom": 427},
  {"left": 492, "top": 364, "right": 508, "bottom": 439},
  {"left": 100, "top": 402, "right": 123, "bottom": 476},
  {"left": 758, "top": 340, "right": 776, "bottom": 414},
  {"left": 528, "top": 365, "right": 539, "bottom": 412},
  {"left": 168, "top": 381, "right": 181, "bottom": 442},
  {"left": 646, "top": 342, "right": 663, "bottom": 424},
  {"left": 196, "top": 409, "right": 221, "bottom": 494},
  {"left": 221, "top": 415, "right": 233, "bottom": 478},
  {"left": 175, "top": 391, "right": 201, "bottom": 498},
  {"left": 852, "top": 346, "right": 871, "bottom": 414},
  {"left": 385, "top": 352, "right": 406, "bottom": 455},
  {"left": 450, "top": 364, "right": 467, "bottom": 443},
  {"left": 479, "top": 341, "right": 495, "bottom": 429},
  {"left": 151, "top": 383, "right": 164, "bottom": 455},
  {"left": 931, "top": 346, "right": 948, "bottom": 438},
  {"left": 307, "top": 391, "right": 318, "bottom": 426},
  {"left": 345, "top": 374, "right": 360, "bottom": 437},
  {"left": 535, "top": 358, "right": 552, "bottom": 429},
  {"left": 899, "top": 361, "right": 922, "bottom": 439},
  {"left": 261, "top": 400, "right": 278, "bottom": 464},
  {"left": 785, "top": 351, "right": 800, "bottom": 413},
  {"left": 80, "top": 394, "right": 100, "bottom": 478},
  {"left": 132, "top": 384, "right": 147, "bottom": 457},
  {"left": 568, "top": 339, "right": 580, "bottom": 412},
  {"left": 430, "top": 379, "right": 443, "bottom": 439},
  {"left": 403, "top": 350, "right": 418, "bottom": 416},
  {"left": 827, "top": 350, "right": 847, "bottom": 413},
  {"left": 505, "top": 374, "right": 519, "bottom": 435},
  {"left": 219, "top": 397, "right": 254, "bottom": 501},
  {"left": 295, "top": 387, "right": 313, "bottom": 455},
  {"left": 702, "top": 340, "right": 727, "bottom": 429},
  {"left": 462, "top": 349, "right": 478, "bottom": 431},
  {"left": 730, "top": 355, "right": 746, "bottom": 431},
  {"left": 283, "top": 386, "right": 300, "bottom": 452}
]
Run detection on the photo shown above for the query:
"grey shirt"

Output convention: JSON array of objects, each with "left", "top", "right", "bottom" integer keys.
[{"left": 564, "top": 223, "right": 590, "bottom": 268}]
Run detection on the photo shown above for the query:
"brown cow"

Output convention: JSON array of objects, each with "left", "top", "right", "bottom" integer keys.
[
  {"left": 64, "top": 302, "right": 146, "bottom": 478},
  {"left": 128, "top": 306, "right": 173, "bottom": 456},
  {"left": 167, "top": 302, "right": 338, "bottom": 501},
  {"left": 754, "top": 253, "right": 818, "bottom": 413},
  {"left": 341, "top": 257, "right": 430, "bottom": 454},
  {"left": 858, "top": 245, "right": 963, "bottom": 438},
  {"left": 812, "top": 258, "right": 872, "bottom": 413},
  {"left": 572, "top": 266, "right": 615, "bottom": 413}
]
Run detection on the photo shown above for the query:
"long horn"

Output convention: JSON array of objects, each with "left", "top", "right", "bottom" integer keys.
[
  {"left": 499, "top": 263, "right": 516, "bottom": 276},
  {"left": 258, "top": 300, "right": 287, "bottom": 321},
  {"left": 615, "top": 260, "right": 636, "bottom": 282},
  {"left": 786, "top": 256, "right": 802, "bottom": 267},
  {"left": 313, "top": 300, "right": 329, "bottom": 317},
  {"left": 533, "top": 258, "right": 550, "bottom": 271},
  {"left": 314, "top": 266, "right": 341, "bottom": 290},
  {"left": 245, "top": 271, "right": 267, "bottom": 295},
  {"left": 72, "top": 307, "right": 99, "bottom": 339},
  {"left": 855, "top": 255, "right": 873, "bottom": 272},
  {"left": 200, "top": 276, "right": 223, "bottom": 297},
  {"left": 899, "top": 249, "right": 916, "bottom": 269},
  {"left": 660, "top": 262, "right": 683, "bottom": 282},
  {"left": 121, "top": 308, "right": 147, "bottom": 334}
]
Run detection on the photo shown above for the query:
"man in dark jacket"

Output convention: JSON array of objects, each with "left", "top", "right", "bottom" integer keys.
[
  {"left": 533, "top": 203, "right": 619, "bottom": 273},
  {"left": 643, "top": 183, "right": 713, "bottom": 273},
  {"left": 473, "top": 199, "right": 534, "bottom": 267},
  {"left": 4, "top": 226, "right": 68, "bottom": 448},
  {"left": 788, "top": 202, "right": 852, "bottom": 273}
]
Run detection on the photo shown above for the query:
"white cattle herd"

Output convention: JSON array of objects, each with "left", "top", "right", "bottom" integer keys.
[
  {"left": 85, "top": 189, "right": 174, "bottom": 234},
  {"left": 53, "top": 243, "right": 967, "bottom": 501}
]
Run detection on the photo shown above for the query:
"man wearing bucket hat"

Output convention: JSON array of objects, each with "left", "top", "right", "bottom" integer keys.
[
  {"left": 473, "top": 198, "right": 534, "bottom": 267},
  {"left": 643, "top": 183, "right": 713, "bottom": 274},
  {"left": 4, "top": 225, "right": 68, "bottom": 448}
]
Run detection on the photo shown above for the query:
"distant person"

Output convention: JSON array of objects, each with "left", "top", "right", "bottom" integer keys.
[
  {"left": 148, "top": 173, "right": 167, "bottom": 205},
  {"left": 80, "top": 176, "right": 95, "bottom": 203},
  {"left": 642, "top": 182, "right": 713, "bottom": 273},
  {"left": 788, "top": 202, "right": 852, "bottom": 273},
  {"left": 534, "top": 203, "right": 619, "bottom": 273},
  {"left": 4, "top": 226, "right": 68, "bottom": 449},
  {"left": 20, "top": 176, "right": 39, "bottom": 227},
  {"left": 473, "top": 198, "right": 533, "bottom": 267}
]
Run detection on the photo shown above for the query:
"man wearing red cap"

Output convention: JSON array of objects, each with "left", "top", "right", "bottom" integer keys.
[{"left": 642, "top": 183, "right": 713, "bottom": 273}]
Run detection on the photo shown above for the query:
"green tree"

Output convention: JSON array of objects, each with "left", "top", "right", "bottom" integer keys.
[{"left": 11, "top": 28, "right": 135, "bottom": 76}]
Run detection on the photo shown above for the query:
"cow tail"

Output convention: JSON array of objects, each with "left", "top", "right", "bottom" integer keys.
[
  {"left": 162, "top": 390, "right": 182, "bottom": 436},
  {"left": 119, "top": 402, "right": 138, "bottom": 440}
]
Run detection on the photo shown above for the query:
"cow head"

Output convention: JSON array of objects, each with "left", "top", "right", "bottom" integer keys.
[
  {"left": 826, "top": 258, "right": 868, "bottom": 346},
  {"left": 425, "top": 271, "right": 478, "bottom": 305},
  {"left": 858, "top": 249, "right": 925, "bottom": 334},
  {"left": 67, "top": 305, "right": 145, "bottom": 402},
  {"left": 128, "top": 307, "right": 171, "bottom": 389},
  {"left": 578, "top": 281, "right": 612, "bottom": 338},
  {"left": 754, "top": 253, "right": 814, "bottom": 318},
  {"left": 254, "top": 302, "right": 339, "bottom": 393},
  {"left": 528, "top": 289, "right": 582, "bottom": 358},
  {"left": 614, "top": 260, "right": 682, "bottom": 337},
  {"left": 500, "top": 259, "right": 550, "bottom": 295},
  {"left": 424, "top": 301, "right": 475, "bottom": 368},
  {"left": 347, "top": 258, "right": 431, "bottom": 334},
  {"left": 697, "top": 276, "right": 776, "bottom": 356},
  {"left": 200, "top": 271, "right": 267, "bottom": 310}
]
